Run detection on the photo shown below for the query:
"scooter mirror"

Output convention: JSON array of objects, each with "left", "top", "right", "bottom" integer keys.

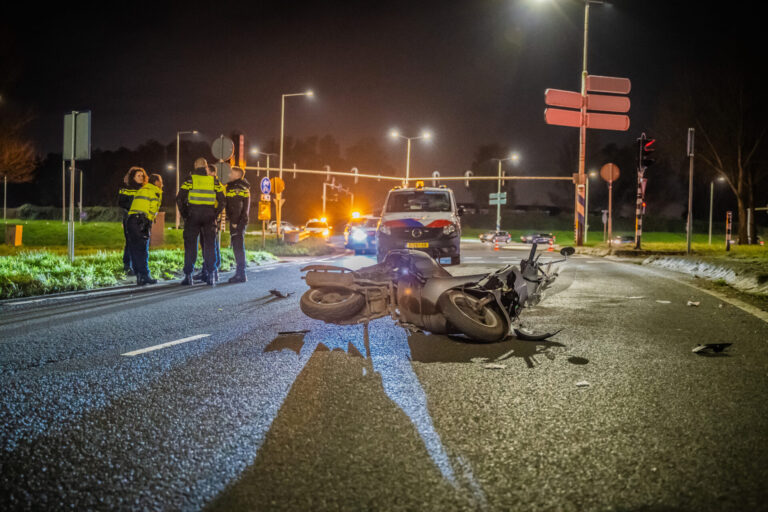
[{"left": 560, "top": 246, "right": 575, "bottom": 257}]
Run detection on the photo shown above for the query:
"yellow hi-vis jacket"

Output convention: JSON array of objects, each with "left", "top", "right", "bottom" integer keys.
[
  {"left": 182, "top": 174, "right": 225, "bottom": 207},
  {"left": 128, "top": 182, "right": 163, "bottom": 221}
]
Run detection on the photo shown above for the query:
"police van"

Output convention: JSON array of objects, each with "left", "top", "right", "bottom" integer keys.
[{"left": 376, "top": 181, "right": 462, "bottom": 265}]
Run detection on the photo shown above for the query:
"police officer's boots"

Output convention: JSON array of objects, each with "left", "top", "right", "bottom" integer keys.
[
  {"left": 228, "top": 271, "right": 247, "bottom": 284},
  {"left": 193, "top": 270, "right": 207, "bottom": 282},
  {"left": 181, "top": 273, "right": 194, "bottom": 286},
  {"left": 205, "top": 273, "right": 216, "bottom": 287}
]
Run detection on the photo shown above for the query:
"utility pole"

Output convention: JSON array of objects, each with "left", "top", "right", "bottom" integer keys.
[{"left": 686, "top": 128, "right": 695, "bottom": 254}]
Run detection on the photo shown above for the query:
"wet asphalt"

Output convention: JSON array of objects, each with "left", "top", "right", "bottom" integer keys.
[{"left": 1, "top": 240, "right": 767, "bottom": 511}]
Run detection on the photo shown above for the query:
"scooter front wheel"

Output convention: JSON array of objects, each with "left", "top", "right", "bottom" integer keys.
[
  {"left": 300, "top": 287, "right": 365, "bottom": 322},
  {"left": 438, "top": 290, "right": 507, "bottom": 343}
]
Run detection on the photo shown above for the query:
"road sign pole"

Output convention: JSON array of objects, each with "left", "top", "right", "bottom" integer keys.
[
  {"left": 496, "top": 160, "right": 502, "bottom": 232},
  {"left": 686, "top": 128, "right": 695, "bottom": 254}
]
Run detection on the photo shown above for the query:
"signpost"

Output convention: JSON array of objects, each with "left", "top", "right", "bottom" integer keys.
[
  {"left": 544, "top": 75, "right": 631, "bottom": 246},
  {"left": 63, "top": 111, "right": 91, "bottom": 262}
]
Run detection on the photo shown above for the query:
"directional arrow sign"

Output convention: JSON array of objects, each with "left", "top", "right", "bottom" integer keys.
[
  {"left": 586, "top": 112, "right": 630, "bottom": 131},
  {"left": 586, "top": 75, "right": 631, "bottom": 95},
  {"left": 586, "top": 94, "right": 630, "bottom": 113},
  {"left": 545, "top": 89, "right": 582, "bottom": 109},
  {"left": 545, "top": 108, "right": 582, "bottom": 128}
]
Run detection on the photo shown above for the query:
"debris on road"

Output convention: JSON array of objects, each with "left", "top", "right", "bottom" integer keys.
[
  {"left": 277, "top": 330, "right": 310, "bottom": 335},
  {"left": 692, "top": 343, "right": 732, "bottom": 355},
  {"left": 269, "top": 289, "right": 294, "bottom": 299},
  {"left": 686, "top": 301, "right": 701, "bottom": 307},
  {"left": 656, "top": 300, "right": 671, "bottom": 304},
  {"left": 483, "top": 363, "right": 507, "bottom": 370},
  {"left": 575, "top": 381, "right": 590, "bottom": 388}
]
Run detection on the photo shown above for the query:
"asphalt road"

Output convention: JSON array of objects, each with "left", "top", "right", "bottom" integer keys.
[{"left": 1, "top": 239, "right": 767, "bottom": 511}]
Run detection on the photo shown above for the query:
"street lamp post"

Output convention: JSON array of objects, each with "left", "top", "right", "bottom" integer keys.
[
  {"left": 389, "top": 129, "right": 432, "bottom": 185},
  {"left": 709, "top": 176, "right": 726, "bottom": 245},
  {"left": 575, "top": 0, "right": 605, "bottom": 246},
  {"left": 175, "top": 130, "right": 198, "bottom": 229},
  {"left": 585, "top": 170, "right": 597, "bottom": 243},
  {"left": 278, "top": 90, "right": 314, "bottom": 239},
  {"left": 491, "top": 152, "right": 520, "bottom": 232}
]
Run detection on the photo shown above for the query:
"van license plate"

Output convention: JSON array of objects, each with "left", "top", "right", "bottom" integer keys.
[{"left": 406, "top": 242, "right": 429, "bottom": 248}]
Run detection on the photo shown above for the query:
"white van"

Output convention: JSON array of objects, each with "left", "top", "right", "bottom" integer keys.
[{"left": 376, "top": 182, "right": 462, "bottom": 265}]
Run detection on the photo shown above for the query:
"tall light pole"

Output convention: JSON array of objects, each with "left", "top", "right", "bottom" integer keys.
[
  {"left": 585, "top": 170, "right": 597, "bottom": 243},
  {"left": 709, "top": 176, "right": 726, "bottom": 245},
  {"left": 389, "top": 129, "right": 432, "bottom": 185},
  {"left": 575, "top": 0, "right": 605, "bottom": 246},
  {"left": 278, "top": 90, "right": 314, "bottom": 239},
  {"left": 175, "top": 130, "right": 198, "bottom": 229},
  {"left": 491, "top": 152, "right": 520, "bottom": 232}
]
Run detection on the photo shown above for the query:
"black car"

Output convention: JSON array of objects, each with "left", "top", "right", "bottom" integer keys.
[{"left": 521, "top": 232, "right": 555, "bottom": 244}]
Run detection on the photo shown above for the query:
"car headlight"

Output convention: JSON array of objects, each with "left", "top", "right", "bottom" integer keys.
[
  {"left": 322, "top": 229, "right": 330, "bottom": 237},
  {"left": 379, "top": 224, "right": 391, "bottom": 235},
  {"left": 442, "top": 223, "right": 456, "bottom": 236},
  {"left": 351, "top": 228, "right": 367, "bottom": 242}
]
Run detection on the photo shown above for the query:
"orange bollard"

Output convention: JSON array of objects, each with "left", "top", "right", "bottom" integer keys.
[
  {"left": 494, "top": 240, "right": 499, "bottom": 251},
  {"left": 547, "top": 240, "right": 554, "bottom": 252}
]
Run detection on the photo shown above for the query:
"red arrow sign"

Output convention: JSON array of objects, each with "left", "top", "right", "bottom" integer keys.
[
  {"left": 586, "top": 75, "right": 631, "bottom": 95},
  {"left": 586, "top": 112, "right": 630, "bottom": 131},
  {"left": 544, "top": 108, "right": 581, "bottom": 128}
]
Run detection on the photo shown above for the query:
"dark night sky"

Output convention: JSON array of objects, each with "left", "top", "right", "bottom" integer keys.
[{"left": 0, "top": 0, "right": 752, "bottom": 202}]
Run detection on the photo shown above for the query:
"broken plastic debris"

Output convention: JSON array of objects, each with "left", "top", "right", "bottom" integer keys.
[
  {"left": 575, "top": 381, "right": 590, "bottom": 388},
  {"left": 269, "top": 289, "right": 294, "bottom": 298},
  {"left": 655, "top": 300, "right": 671, "bottom": 304},
  {"left": 686, "top": 301, "right": 700, "bottom": 307},
  {"left": 483, "top": 363, "right": 506, "bottom": 370},
  {"left": 692, "top": 343, "right": 732, "bottom": 355}
]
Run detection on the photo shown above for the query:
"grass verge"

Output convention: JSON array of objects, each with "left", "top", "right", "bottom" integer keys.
[{"left": 0, "top": 249, "right": 276, "bottom": 300}]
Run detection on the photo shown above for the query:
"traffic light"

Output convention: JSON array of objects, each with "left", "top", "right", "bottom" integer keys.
[{"left": 638, "top": 133, "right": 656, "bottom": 169}]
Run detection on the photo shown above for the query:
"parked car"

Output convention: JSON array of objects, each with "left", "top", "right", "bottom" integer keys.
[
  {"left": 344, "top": 216, "right": 380, "bottom": 254},
  {"left": 482, "top": 231, "right": 511, "bottom": 243},
  {"left": 613, "top": 235, "right": 634, "bottom": 245},
  {"left": 305, "top": 219, "right": 331, "bottom": 239},
  {"left": 479, "top": 231, "right": 496, "bottom": 243},
  {"left": 267, "top": 221, "right": 297, "bottom": 233},
  {"left": 521, "top": 232, "right": 555, "bottom": 244}
]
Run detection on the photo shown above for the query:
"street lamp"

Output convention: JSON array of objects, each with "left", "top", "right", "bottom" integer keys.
[
  {"left": 175, "top": 130, "right": 198, "bottom": 229},
  {"left": 491, "top": 152, "right": 520, "bottom": 232},
  {"left": 585, "top": 170, "right": 597, "bottom": 243},
  {"left": 389, "top": 129, "right": 432, "bottom": 185},
  {"left": 709, "top": 176, "right": 726, "bottom": 245},
  {"left": 251, "top": 148, "right": 278, "bottom": 177},
  {"left": 277, "top": 90, "right": 314, "bottom": 239}
]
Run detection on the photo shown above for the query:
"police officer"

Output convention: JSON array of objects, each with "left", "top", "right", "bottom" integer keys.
[
  {"left": 225, "top": 166, "right": 251, "bottom": 283},
  {"left": 192, "top": 164, "right": 223, "bottom": 284},
  {"left": 118, "top": 167, "right": 147, "bottom": 275},
  {"left": 177, "top": 158, "right": 226, "bottom": 286},
  {"left": 126, "top": 173, "right": 163, "bottom": 285}
]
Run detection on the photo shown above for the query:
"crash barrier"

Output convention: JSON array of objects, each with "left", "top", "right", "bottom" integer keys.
[
  {"left": 284, "top": 230, "right": 310, "bottom": 244},
  {"left": 150, "top": 212, "right": 165, "bottom": 246},
  {"left": 5, "top": 224, "right": 23, "bottom": 246}
]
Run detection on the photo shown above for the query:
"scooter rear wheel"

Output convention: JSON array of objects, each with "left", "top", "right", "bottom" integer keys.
[
  {"left": 438, "top": 290, "right": 507, "bottom": 342},
  {"left": 300, "top": 287, "right": 365, "bottom": 322}
]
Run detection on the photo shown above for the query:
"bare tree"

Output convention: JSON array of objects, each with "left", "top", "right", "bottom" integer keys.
[
  {"left": 657, "top": 69, "right": 766, "bottom": 244},
  {"left": 0, "top": 112, "right": 36, "bottom": 184}
]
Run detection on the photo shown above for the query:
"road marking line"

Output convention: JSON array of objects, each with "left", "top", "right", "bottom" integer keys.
[{"left": 121, "top": 334, "right": 211, "bottom": 357}]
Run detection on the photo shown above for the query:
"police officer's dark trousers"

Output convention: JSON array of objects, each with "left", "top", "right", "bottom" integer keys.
[
  {"left": 183, "top": 208, "right": 217, "bottom": 275},
  {"left": 126, "top": 214, "right": 151, "bottom": 277},
  {"left": 230, "top": 224, "right": 246, "bottom": 274},
  {"left": 122, "top": 216, "right": 133, "bottom": 272}
]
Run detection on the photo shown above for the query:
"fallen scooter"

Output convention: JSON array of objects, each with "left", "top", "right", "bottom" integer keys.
[{"left": 299, "top": 243, "right": 574, "bottom": 342}]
